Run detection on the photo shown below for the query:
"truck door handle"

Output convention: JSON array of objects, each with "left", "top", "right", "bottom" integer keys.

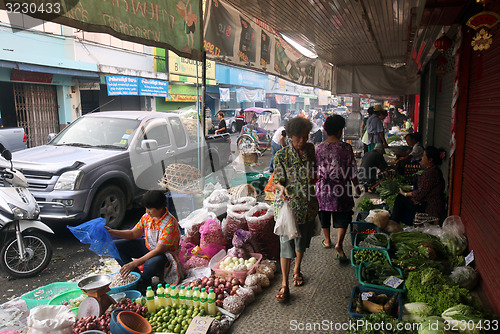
[{"left": 166, "top": 149, "right": 175, "bottom": 154}]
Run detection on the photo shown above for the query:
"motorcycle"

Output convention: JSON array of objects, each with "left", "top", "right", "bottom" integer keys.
[{"left": 0, "top": 145, "right": 54, "bottom": 278}]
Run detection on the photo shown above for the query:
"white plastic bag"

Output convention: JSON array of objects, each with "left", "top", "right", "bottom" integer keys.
[
  {"left": 274, "top": 201, "right": 300, "bottom": 241},
  {"left": 203, "top": 189, "right": 231, "bottom": 217},
  {"left": 440, "top": 215, "right": 468, "bottom": 256},
  {"left": 27, "top": 305, "right": 75, "bottom": 334}
]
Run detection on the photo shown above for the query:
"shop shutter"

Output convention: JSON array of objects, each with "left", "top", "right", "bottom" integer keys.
[
  {"left": 433, "top": 48, "right": 455, "bottom": 188},
  {"left": 461, "top": 25, "right": 500, "bottom": 312}
]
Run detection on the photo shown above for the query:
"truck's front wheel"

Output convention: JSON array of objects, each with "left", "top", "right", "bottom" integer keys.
[{"left": 90, "top": 185, "right": 126, "bottom": 228}]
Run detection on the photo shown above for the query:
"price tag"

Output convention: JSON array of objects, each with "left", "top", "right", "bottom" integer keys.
[
  {"left": 361, "top": 292, "right": 373, "bottom": 300},
  {"left": 465, "top": 250, "right": 474, "bottom": 266},
  {"left": 383, "top": 276, "right": 404, "bottom": 289}
]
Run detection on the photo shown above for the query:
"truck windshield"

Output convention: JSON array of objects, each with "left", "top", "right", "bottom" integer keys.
[{"left": 51, "top": 117, "right": 140, "bottom": 149}]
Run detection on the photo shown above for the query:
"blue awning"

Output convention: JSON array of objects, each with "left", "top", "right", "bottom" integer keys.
[{"left": 0, "top": 60, "right": 99, "bottom": 78}]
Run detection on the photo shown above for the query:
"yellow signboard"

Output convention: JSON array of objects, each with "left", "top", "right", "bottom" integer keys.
[{"left": 169, "top": 51, "right": 216, "bottom": 80}]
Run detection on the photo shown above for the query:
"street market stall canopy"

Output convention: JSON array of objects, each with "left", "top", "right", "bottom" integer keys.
[{"left": 205, "top": 0, "right": 472, "bottom": 95}]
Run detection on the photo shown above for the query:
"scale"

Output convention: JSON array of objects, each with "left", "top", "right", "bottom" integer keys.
[{"left": 77, "top": 275, "right": 116, "bottom": 318}]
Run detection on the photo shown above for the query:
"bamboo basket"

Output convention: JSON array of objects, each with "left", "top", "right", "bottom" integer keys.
[{"left": 241, "top": 152, "right": 258, "bottom": 164}]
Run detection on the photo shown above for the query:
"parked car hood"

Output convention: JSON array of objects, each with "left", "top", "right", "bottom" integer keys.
[{"left": 2, "top": 145, "right": 125, "bottom": 174}]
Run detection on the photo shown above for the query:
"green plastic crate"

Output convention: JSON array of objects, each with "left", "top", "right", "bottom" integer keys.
[
  {"left": 21, "top": 282, "right": 78, "bottom": 310},
  {"left": 356, "top": 262, "right": 406, "bottom": 293}
]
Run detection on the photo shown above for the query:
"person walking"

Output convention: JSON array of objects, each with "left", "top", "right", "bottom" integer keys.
[
  {"left": 366, "top": 105, "right": 388, "bottom": 151},
  {"left": 315, "top": 115, "right": 360, "bottom": 261},
  {"left": 273, "top": 117, "right": 318, "bottom": 302},
  {"left": 269, "top": 122, "right": 287, "bottom": 173},
  {"left": 215, "top": 111, "right": 227, "bottom": 134}
]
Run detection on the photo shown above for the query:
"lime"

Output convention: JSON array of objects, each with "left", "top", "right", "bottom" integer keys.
[
  {"left": 168, "top": 324, "right": 174, "bottom": 331},
  {"left": 181, "top": 330, "right": 186, "bottom": 334}
]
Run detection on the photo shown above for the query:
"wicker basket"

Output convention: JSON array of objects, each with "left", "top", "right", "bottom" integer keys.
[{"left": 241, "top": 152, "right": 258, "bottom": 164}]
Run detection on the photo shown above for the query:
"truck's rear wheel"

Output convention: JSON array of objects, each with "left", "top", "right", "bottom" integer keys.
[
  {"left": 231, "top": 123, "right": 237, "bottom": 133},
  {"left": 90, "top": 185, "right": 126, "bottom": 228}
]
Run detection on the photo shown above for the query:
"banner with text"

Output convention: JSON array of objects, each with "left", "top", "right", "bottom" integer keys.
[
  {"left": 106, "top": 75, "right": 169, "bottom": 97},
  {"left": 203, "top": 0, "right": 332, "bottom": 91},
  {"left": 1, "top": 0, "right": 202, "bottom": 60}
]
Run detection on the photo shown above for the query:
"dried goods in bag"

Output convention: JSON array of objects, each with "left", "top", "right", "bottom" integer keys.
[
  {"left": 245, "top": 203, "right": 280, "bottom": 260},
  {"left": 200, "top": 218, "right": 226, "bottom": 249},
  {"left": 224, "top": 204, "right": 251, "bottom": 243},
  {"left": 203, "top": 189, "right": 231, "bottom": 217},
  {"left": 232, "top": 229, "right": 258, "bottom": 253},
  {"left": 179, "top": 208, "right": 216, "bottom": 245}
]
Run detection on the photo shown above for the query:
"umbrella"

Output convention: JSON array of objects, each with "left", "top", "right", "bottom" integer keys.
[{"left": 244, "top": 107, "right": 265, "bottom": 114}]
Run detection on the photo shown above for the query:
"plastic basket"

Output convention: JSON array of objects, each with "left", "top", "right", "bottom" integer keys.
[
  {"left": 108, "top": 272, "right": 141, "bottom": 294},
  {"left": 354, "top": 233, "right": 390, "bottom": 251},
  {"left": 355, "top": 212, "right": 369, "bottom": 222},
  {"left": 21, "top": 282, "right": 79, "bottom": 310},
  {"left": 212, "top": 253, "right": 262, "bottom": 284},
  {"left": 350, "top": 248, "right": 391, "bottom": 269},
  {"left": 349, "top": 221, "right": 381, "bottom": 246},
  {"left": 348, "top": 285, "right": 403, "bottom": 320},
  {"left": 356, "top": 262, "right": 406, "bottom": 293},
  {"left": 48, "top": 289, "right": 85, "bottom": 315}
]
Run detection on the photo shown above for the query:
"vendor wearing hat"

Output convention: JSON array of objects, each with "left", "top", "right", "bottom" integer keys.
[
  {"left": 366, "top": 104, "right": 389, "bottom": 152},
  {"left": 358, "top": 143, "right": 389, "bottom": 189}
]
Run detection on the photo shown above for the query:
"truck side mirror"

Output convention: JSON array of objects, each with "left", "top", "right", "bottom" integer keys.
[
  {"left": 1, "top": 149, "right": 12, "bottom": 161},
  {"left": 141, "top": 139, "right": 158, "bottom": 151},
  {"left": 47, "top": 133, "right": 57, "bottom": 143}
]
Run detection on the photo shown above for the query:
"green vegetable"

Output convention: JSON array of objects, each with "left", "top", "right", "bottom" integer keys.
[
  {"left": 357, "top": 198, "right": 376, "bottom": 212},
  {"left": 353, "top": 249, "right": 389, "bottom": 265},
  {"left": 441, "top": 304, "right": 485, "bottom": 334},
  {"left": 360, "top": 263, "right": 402, "bottom": 286},
  {"left": 403, "top": 302, "right": 433, "bottom": 318},
  {"left": 418, "top": 316, "right": 453, "bottom": 334},
  {"left": 387, "top": 135, "right": 402, "bottom": 144},
  {"left": 405, "top": 268, "right": 478, "bottom": 315},
  {"left": 376, "top": 176, "right": 410, "bottom": 209}
]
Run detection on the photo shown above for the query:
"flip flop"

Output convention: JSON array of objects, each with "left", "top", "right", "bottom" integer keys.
[
  {"left": 321, "top": 240, "right": 332, "bottom": 248},
  {"left": 276, "top": 286, "right": 289, "bottom": 302},
  {"left": 336, "top": 253, "right": 348, "bottom": 263},
  {"left": 293, "top": 273, "right": 305, "bottom": 286}
]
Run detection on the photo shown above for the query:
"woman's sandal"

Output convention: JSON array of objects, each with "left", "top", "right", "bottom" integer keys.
[
  {"left": 293, "top": 273, "right": 305, "bottom": 286},
  {"left": 276, "top": 286, "right": 289, "bottom": 302}
]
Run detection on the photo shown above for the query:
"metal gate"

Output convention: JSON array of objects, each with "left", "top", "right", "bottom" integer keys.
[{"left": 13, "top": 83, "right": 60, "bottom": 148}]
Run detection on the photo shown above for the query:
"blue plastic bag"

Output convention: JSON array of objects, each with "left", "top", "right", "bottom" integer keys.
[{"left": 67, "top": 218, "right": 121, "bottom": 260}]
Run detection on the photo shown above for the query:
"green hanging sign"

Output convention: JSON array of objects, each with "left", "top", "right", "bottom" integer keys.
[{"left": 1, "top": 0, "right": 202, "bottom": 59}]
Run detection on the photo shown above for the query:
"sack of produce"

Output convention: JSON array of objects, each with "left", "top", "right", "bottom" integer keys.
[
  {"left": 179, "top": 242, "right": 196, "bottom": 265},
  {"left": 365, "top": 209, "right": 391, "bottom": 229},
  {"left": 236, "top": 286, "right": 255, "bottom": 305},
  {"left": 232, "top": 229, "right": 258, "bottom": 253},
  {"left": 230, "top": 196, "right": 256, "bottom": 206},
  {"left": 184, "top": 254, "right": 210, "bottom": 269},
  {"left": 246, "top": 203, "right": 280, "bottom": 260},
  {"left": 179, "top": 208, "right": 216, "bottom": 245},
  {"left": 449, "top": 266, "right": 478, "bottom": 290},
  {"left": 200, "top": 218, "right": 226, "bottom": 249},
  {"left": 224, "top": 204, "right": 251, "bottom": 244},
  {"left": 28, "top": 305, "right": 75, "bottom": 334},
  {"left": 440, "top": 216, "right": 468, "bottom": 256},
  {"left": 222, "top": 295, "right": 245, "bottom": 315},
  {"left": 203, "top": 189, "right": 231, "bottom": 217}
]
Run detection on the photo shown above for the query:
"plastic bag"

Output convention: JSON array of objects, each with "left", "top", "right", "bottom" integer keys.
[
  {"left": 200, "top": 219, "right": 226, "bottom": 249},
  {"left": 179, "top": 242, "right": 196, "bottom": 265},
  {"left": 274, "top": 201, "right": 300, "bottom": 240},
  {"left": 27, "top": 305, "right": 75, "bottom": 334},
  {"left": 184, "top": 255, "right": 210, "bottom": 270},
  {"left": 232, "top": 229, "right": 258, "bottom": 253},
  {"left": 67, "top": 218, "right": 120, "bottom": 259},
  {"left": 179, "top": 209, "right": 216, "bottom": 245},
  {"left": 449, "top": 266, "right": 478, "bottom": 290},
  {"left": 263, "top": 172, "right": 275, "bottom": 193},
  {"left": 440, "top": 216, "right": 467, "bottom": 256},
  {"left": 203, "top": 189, "right": 231, "bottom": 217},
  {"left": 224, "top": 204, "right": 251, "bottom": 244},
  {"left": 200, "top": 243, "right": 226, "bottom": 259}
]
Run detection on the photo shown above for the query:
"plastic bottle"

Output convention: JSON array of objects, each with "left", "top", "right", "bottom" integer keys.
[
  {"left": 207, "top": 288, "right": 216, "bottom": 316},
  {"left": 200, "top": 288, "right": 208, "bottom": 313},
  {"left": 169, "top": 285, "right": 179, "bottom": 307},
  {"left": 185, "top": 286, "right": 193, "bottom": 307},
  {"left": 164, "top": 284, "right": 172, "bottom": 306},
  {"left": 192, "top": 287, "right": 200, "bottom": 307},
  {"left": 178, "top": 285, "right": 186, "bottom": 306},
  {"left": 156, "top": 283, "right": 165, "bottom": 308},
  {"left": 145, "top": 286, "right": 156, "bottom": 313}
]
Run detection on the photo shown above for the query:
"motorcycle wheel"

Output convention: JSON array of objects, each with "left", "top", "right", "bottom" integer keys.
[{"left": 1, "top": 232, "right": 52, "bottom": 278}]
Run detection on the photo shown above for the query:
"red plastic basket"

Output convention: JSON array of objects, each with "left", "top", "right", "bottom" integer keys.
[{"left": 212, "top": 253, "right": 262, "bottom": 284}]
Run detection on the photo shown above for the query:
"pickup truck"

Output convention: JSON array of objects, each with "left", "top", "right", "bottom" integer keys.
[
  {"left": 0, "top": 127, "right": 27, "bottom": 152},
  {"left": 0, "top": 111, "right": 230, "bottom": 227}
]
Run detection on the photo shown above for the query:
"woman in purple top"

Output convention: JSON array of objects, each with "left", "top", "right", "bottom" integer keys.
[{"left": 315, "top": 115, "right": 361, "bottom": 261}]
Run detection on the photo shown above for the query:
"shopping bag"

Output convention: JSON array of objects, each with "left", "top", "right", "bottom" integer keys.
[{"left": 273, "top": 201, "right": 300, "bottom": 241}]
